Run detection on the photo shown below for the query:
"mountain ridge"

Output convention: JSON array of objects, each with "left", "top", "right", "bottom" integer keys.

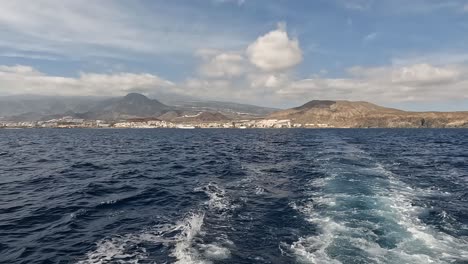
[
  {"left": 0, "top": 93, "right": 276, "bottom": 122},
  {"left": 1, "top": 94, "right": 467, "bottom": 127},
  {"left": 268, "top": 100, "right": 468, "bottom": 128}
]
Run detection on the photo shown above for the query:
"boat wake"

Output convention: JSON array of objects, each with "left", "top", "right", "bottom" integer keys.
[{"left": 283, "top": 141, "right": 468, "bottom": 264}]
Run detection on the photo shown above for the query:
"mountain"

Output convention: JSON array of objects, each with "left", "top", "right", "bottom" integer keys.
[
  {"left": 2, "top": 94, "right": 467, "bottom": 127},
  {"left": 0, "top": 93, "right": 277, "bottom": 121},
  {"left": 82, "top": 93, "right": 172, "bottom": 120},
  {"left": 268, "top": 100, "right": 468, "bottom": 128},
  {"left": 83, "top": 94, "right": 274, "bottom": 121}
]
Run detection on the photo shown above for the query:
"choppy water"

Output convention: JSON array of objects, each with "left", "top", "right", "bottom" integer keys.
[{"left": 1, "top": 128, "right": 467, "bottom": 264}]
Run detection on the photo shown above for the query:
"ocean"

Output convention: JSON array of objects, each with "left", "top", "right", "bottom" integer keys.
[{"left": 1, "top": 128, "right": 467, "bottom": 264}]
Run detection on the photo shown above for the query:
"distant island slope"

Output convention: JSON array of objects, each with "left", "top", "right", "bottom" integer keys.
[{"left": 268, "top": 100, "right": 468, "bottom": 128}]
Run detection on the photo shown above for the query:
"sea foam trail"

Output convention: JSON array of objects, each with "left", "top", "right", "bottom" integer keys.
[
  {"left": 77, "top": 183, "right": 233, "bottom": 264},
  {"left": 286, "top": 140, "right": 468, "bottom": 264},
  {"left": 171, "top": 212, "right": 208, "bottom": 264},
  {"left": 195, "top": 182, "right": 238, "bottom": 213}
]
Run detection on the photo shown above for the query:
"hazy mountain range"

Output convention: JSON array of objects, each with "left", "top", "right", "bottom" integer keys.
[
  {"left": 1, "top": 93, "right": 467, "bottom": 128},
  {"left": 0, "top": 93, "right": 277, "bottom": 122}
]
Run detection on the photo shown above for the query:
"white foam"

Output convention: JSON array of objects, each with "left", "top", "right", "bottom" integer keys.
[
  {"left": 288, "top": 201, "right": 347, "bottom": 263},
  {"left": 76, "top": 212, "right": 229, "bottom": 264},
  {"left": 171, "top": 212, "right": 209, "bottom": 264},
  {"left": 375, "top": 180, "right": 468, "bottom": 263},
  {"left": 255, "top": 187, "right": 265, "bottom": 195},
  {"left": 195, "top": 183, "right": 232, "bottom": 212},
  {"left": 286, "top": 143, "right": 468, "bottom": 264},
  {"left": 199, "top": 243, "right": 231, "bottom": 260},
  {"left": 287, "top": 236, "right": 342, "bottom": 264},
  {"left": 76, "top": 235, "right": 148, "bottom": 264}
]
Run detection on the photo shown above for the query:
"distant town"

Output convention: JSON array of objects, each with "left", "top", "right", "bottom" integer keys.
[{"left": 0, "top": 116, "right": 329, "bottom": 129}]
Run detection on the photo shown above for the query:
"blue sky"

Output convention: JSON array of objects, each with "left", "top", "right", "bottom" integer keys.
[{"left": 0, "top": 0, "right": 467, "bottom": 110}]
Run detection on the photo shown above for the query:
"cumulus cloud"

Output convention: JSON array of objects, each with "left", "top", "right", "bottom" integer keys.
[
  {"left": 189, "top": 23, "right": 467, "bottom": 107},
  {"left": 246, "top": 23, "right": 303, "bottom": 71},
  {"left": 277, "top": 63, "right": 468, "bottom": 105},
  {"left": 195, "top": 22, "right": 303, "bottom": 80},
  {"left": 191, "top": 23, "right": 301, "bottom": 100},
  {"left": 196, "top": 50, "right": 248, "bottom": 78},
  {"left": 248, "top": 73, "right": 289, "bottom": 89},
  {"left": 0, "top": 65, "right": 174, "bottom": 96}
]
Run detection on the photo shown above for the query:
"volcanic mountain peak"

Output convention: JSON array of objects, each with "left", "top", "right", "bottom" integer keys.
[
  {"left": 268, "top": 99, "right": 468, "bottom": 128},
  {"left": 123, "top": 93, "right": 145, "bottom": 101},
  {"left": 119, "top": 93, "right": 166, "bottom": 106},
  {"left": 79, "top": 93, "right": 172, "bottom": 120},
  {"left": 285, "top": 99, "right": 403, "bottom": 115}
]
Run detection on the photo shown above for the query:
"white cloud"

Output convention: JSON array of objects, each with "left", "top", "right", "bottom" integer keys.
[
  {"left": 190, "top": 23, "right": 300, "bottom": 100},
  {"left": 189, "top": 22, "right": 467, "bottom": 107},
  {"left": 213, "top": 0, "right": 246, "bottom": 6},
  {"left": 392, "top": 52, "right": 468, "bottom": 66},
  {"left": 0, "top": 65, "right": 42, "bottom": 75},
  {"left": 1, "top": 62, "right": 467, "bottom": 108},
  {"left": 0, "top": 65, "right": 174, "bottom": 96},
  {"left": 363, "top": 32, "right": 378, "bottom": 42},
  {"left": 340, "top": 0, "right": 374, "bottom": 10},
  {"left": 1, "top": 11, "right": 467, "bottom": 109},
  {"left": 277, "top": 63, "right": 468, "bottom": 105},
  {"left": 182, "top": 77, "right": 264, "bottom": 103},
  {"left": 347, "top": 64, "right": 461, "bottom": 85},
  {"left": 0, "top": 52, "right": 59, "bottom": 61},
  {"left": 246, "top": 23, "right": 303, "bottom": 71},
  {"left": 248, "top": 73, "right": 289, "bottom": 89},
  {"left": 0, "top": 0, "right": 247, "bottom": 57},
  {"left": 197, "top": 50, "right": 248, "bottom": 78},
  {"left": 196, "top": 22, "right": 303, "bottom": 79}
]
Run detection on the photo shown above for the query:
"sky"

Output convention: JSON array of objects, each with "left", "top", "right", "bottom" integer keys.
[{"left": 0, "top": 0, "right": 467, "bottom": 110}]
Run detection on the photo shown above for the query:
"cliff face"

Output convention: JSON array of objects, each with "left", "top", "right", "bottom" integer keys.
[{"left": 268, "top": 100, "right": 468, "bottom": 128}]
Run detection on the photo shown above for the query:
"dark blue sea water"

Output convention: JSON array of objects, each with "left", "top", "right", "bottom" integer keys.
[{"left": 1, "top": 129, "right": 468, "bottom": 264}]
